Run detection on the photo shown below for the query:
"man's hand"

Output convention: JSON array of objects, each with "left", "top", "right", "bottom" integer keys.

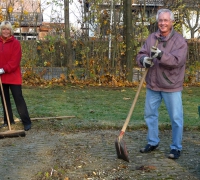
[
  {"left": 140, "top": 57, "right": 153, "bottom": 68},
  {"left": 0, "top": 68, "right": 5, "bottom": 75},
  {"left": 151, "top": 46, "right": 162, "bottom": 59}
]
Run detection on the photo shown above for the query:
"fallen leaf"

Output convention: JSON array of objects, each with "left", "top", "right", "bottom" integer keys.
[
  {"left": 136, "top": 165, "right": 156, "bottom": 171},
  {"left": 123, "top": 97, "right": 130, "bottom": 100}
]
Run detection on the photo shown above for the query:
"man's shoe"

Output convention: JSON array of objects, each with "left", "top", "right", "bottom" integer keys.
[
  {"left": 168, "top": 149, "right": 180, "bottom": 159},
  {"left": 24, "top": 124, "right": 31, "bottom": 131},
  {"left": 140, "top": 144, "right": 159, "bottom": 153}
]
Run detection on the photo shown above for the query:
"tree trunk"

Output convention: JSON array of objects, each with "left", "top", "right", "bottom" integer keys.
[
  {"left": 122, "top": 0, "right": 127, "bottom": 74},
  {"left": 64, "top": 0, "right": 72, "bottom": 76},
  {"left": 125, "top": 0, "right": 133, "bottom": 81}
]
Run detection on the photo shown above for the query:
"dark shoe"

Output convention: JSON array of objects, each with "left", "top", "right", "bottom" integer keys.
[
  {"left": 140, "top": 144, "right": 159, "bottom": 153},
  {"left": 0, "top": 123, "right": 8, "bottom": 128},
  {"left": 0, "top": 122, "right": 15, "bottom": 128},
  {"left": 24, "top": 124, "right": 31, "bottom": 131},
  {"left": 168, "top": 149, "right": 181, "bottom": 159}
]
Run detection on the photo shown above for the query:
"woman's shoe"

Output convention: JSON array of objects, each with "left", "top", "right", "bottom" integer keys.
[
  {"left": 0, "top": 123, "right": 8, "bottom": 128},
  {"left": 0, "top": 122, "right": 15, "bottom": 128},
  {"left": 24, "top": 124, "right": 31, "bottom": 131}
]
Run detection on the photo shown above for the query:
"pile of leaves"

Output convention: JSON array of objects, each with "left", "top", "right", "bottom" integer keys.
[
  {"left": 22, "top": 69, "right": 141, "bottom": 87},
  {"left": 22, "top": 68, "right": 200, "bottom": 88}
]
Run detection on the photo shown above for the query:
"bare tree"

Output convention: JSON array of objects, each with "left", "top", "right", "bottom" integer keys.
[
  {"left": 183, "top": 0, "right": 200, "bottom": 38},
  {"left": 163, "top": 0, "right": 200, "bottom": 38}
]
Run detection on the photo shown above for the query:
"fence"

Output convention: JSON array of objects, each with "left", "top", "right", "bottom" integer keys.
[
  {"left": 21, "top": 67, "right": 68, "bottom": 80},
  {"left": 20, "top": 40, "right": 200, "bottom": 67},
  {"left": 20, "top": 40, "right": 200, "bottom": 83}
]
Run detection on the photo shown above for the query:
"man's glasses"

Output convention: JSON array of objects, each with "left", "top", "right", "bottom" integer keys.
[{"left": 158, "top": 19, "right": 172, "bottom": 23}]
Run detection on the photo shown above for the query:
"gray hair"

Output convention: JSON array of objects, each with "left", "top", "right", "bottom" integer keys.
[
  {"left": 156, "top": 9, "right": 174, "bottom": 22},
  {"left": 0, "top": 21, "right": 14, "bottom": 35}
]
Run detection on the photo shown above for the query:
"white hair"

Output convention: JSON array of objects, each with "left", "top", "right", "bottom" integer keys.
[
  {"left": 0, "top": 21, "right": 14, "bottom": 35},
  {"left": 156, "top": 9, "right": 174, "bottom": 22}
]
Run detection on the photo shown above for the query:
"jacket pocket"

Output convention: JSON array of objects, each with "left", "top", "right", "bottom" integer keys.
[
  {"left": 157, "top": 68, "right": 180, "bottom": 88},
  {"left": 162, "top": 71, "right": 173, "bottom": 84}
]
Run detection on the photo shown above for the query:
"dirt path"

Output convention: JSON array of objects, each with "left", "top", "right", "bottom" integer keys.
[{"left": 0, "top": 128, "right": 200, "bottom": 180}]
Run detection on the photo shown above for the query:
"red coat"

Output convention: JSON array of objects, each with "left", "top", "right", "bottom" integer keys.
[{"left": 0, "top": 36, "right": 22, "bottom": 85}]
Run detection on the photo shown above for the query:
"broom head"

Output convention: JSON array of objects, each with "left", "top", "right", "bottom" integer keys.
[
  {"left": 0, "top": 130, "right": 26, "bottom": 138},
  {"left": 115, "top": 136, "right": 129, "bottom": 162}
]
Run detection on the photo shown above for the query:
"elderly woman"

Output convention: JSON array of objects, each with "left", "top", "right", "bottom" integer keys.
[{"left": 0, "top": 21, "right": 31, "bottom": 131}]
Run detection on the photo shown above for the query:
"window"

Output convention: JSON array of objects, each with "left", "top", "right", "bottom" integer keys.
[
  {"left": 15, "top": 36, "right": 24, "bottom": 40},
  {"left": 26, "top": 36, "right": 37, "bottom": 40}
]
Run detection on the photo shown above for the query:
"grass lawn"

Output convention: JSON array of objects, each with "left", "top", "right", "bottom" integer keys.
[{"left": 4, "top": 85, "right": 200, "bottom": 131}]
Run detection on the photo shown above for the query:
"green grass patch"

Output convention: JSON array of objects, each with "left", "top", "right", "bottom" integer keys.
[{"left": 5, "top": 85, "right": 200, "bottom": 130}]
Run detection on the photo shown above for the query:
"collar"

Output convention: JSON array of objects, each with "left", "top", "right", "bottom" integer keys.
[
  {"left": 155, "top": 28, "right": 175, "bottom": 48},
  {"left": 0, "top": 36, "right": 13, "bottom": 43},
  {"left": 155, "top": 27, "right": 175, "bottom": 42}
]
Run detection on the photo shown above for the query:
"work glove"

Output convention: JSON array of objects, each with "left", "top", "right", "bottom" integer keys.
[
  {"left": 140, "top": 57, "right": 153, "bottom": 68},
  {"left": 151, "top": 46, "right": 163, "bottom": 60},
  {"left": 0, "top": 68, "right": 5, "bottom": 75}
]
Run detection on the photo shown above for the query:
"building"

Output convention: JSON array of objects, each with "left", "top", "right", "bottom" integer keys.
[
  {"left": 0, "top": 0, "right": 43, "bottom": 40},
  {"left": 82, "top": 0, "right": 199, "bottom": 39},
  {"left": 0, "top": 0, "right": 66, "bottom": 40}
]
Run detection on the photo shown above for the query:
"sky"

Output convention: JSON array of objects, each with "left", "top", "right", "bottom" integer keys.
[{"left": 41, "top": 0, "right": 82, "bottom": 28}]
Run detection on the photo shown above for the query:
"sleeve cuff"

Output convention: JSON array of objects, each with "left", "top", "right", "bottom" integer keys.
[
  {"left": 140, "top": 56, "right": 146, "bottom": 65},
  {"left": 157, "top": 51, "right": 163, "bottom": 60}
]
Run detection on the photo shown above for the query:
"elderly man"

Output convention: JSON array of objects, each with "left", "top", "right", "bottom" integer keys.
[{"left": 136, "top": 9, "right": 187, "bottom": 159}]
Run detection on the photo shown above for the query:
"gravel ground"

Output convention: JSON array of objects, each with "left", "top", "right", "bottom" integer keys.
[{"left": 0, "top": 124, "right": 200, "bottom": 180}]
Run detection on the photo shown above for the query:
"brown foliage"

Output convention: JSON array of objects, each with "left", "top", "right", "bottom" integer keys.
[{"left": 22, "top": 68, "right": 140, "bottom": 87}]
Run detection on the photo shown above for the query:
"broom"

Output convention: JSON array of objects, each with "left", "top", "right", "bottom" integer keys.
[
  {"left": 0, "top": 76, "right": 26, "bottom": 138},
  {"left": 115, "top": 40, "right": 158, "bottom": 162},
  {"left": 115, "top": 68, "right": 148, "bottom": 162}
]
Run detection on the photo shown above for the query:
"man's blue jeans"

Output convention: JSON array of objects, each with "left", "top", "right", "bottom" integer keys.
[{"left": 144, "top": 88, "right": 183, "bottom": 151}]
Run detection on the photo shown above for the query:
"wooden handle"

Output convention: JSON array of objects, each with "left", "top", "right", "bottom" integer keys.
[
  {"left": 154, "top": 39, "right": 158, "bottom": 48},
  {"left": 119, "top": 39, "right": 158, "bottom": 137},
  {"left": 151, "top": 40, "right": 159, "bottom": 49},
  {"left": 0, "top": 76, "right": 12, "bottom": 131},
  {"left": 30, "top": 116, "right": 75, "bottom": 120},
  {"left": 1, "top": 116, "right": 76, "bottom": 123},
  {"left": 120, "top": 68, "right": 148, "bottom": 134}
]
